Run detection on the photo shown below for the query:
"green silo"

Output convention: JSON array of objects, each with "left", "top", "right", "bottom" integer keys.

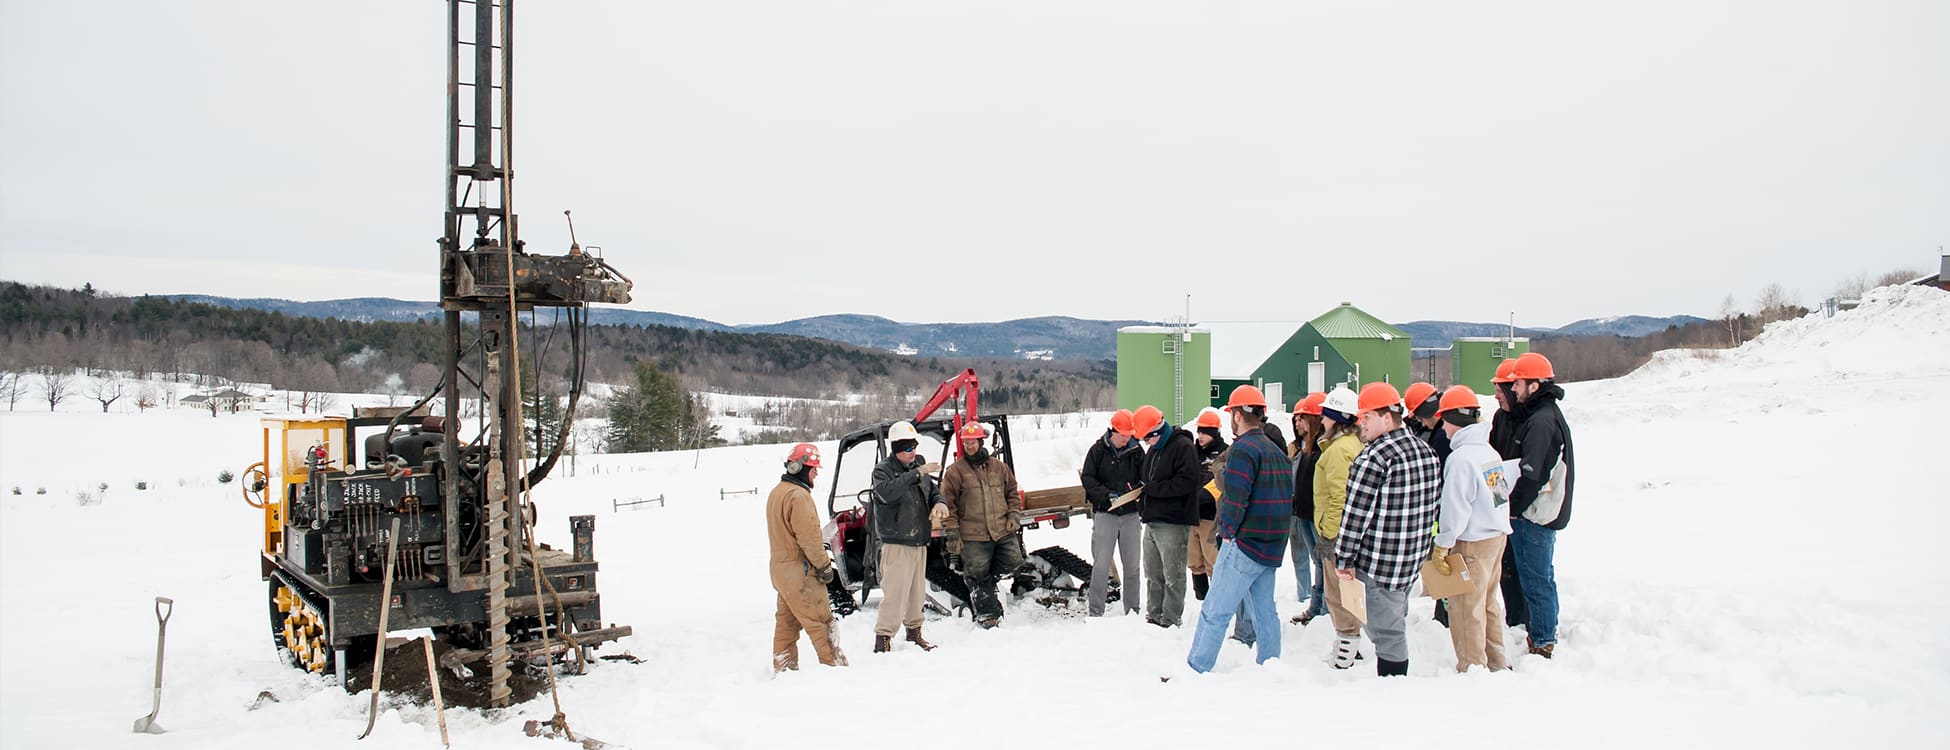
[
  {"left": 1452, "top": 337, "right": 1529, "bottom": 393},
  {"left": 1310, "top": 303, "right": 1411, "bottom": 387},
  {"left": 1116, "top": 326, "right": 1211, "bottom": 425}
]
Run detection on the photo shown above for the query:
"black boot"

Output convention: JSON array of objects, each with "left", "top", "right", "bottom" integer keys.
[
  {"left": 1434, "top": 599, "right": 1450, "bottom": 629},
  {"left": 1377, "top": 658, "right": 1409, "bottom": 677},
  {"left": 1192, "top": 573, "right": 1209, "bottom": 601}
]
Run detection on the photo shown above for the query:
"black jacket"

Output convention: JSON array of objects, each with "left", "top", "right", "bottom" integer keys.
[
  {"left": 1139, "top": 424, "right": 1201, "bottom": 525},
  {"left": 870, "top": 454, "right": 944, "bottom": 546},
  {"left": 1080, "top": 430, "right": 1146, "bottom": 516},
  {"left": 1409, "top": 419, "right": 1453, "bottom": 467},
  {"left": 1508, "top": 384, "right": 1576, "bottom": 530},
  {"left": 1291, "top": 448, "right": 1320, "bottom": 518}
]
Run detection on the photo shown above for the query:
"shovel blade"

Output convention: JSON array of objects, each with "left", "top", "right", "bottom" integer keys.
[{"left": 132, "top": 716, "right": 165, "bottom": 734}]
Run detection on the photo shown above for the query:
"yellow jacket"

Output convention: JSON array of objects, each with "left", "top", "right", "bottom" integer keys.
[{"left": 1313, "top": 430, "right": 1363, "bottom": 540}]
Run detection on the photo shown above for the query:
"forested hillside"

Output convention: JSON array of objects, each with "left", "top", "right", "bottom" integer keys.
[{"left": 0, "top": 283, "right": 1114, "bottom": 415}]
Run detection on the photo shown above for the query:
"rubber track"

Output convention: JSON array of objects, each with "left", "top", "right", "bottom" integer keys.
[{"left": 1029, "top": 545, "right": 1119, "bottom": 602}]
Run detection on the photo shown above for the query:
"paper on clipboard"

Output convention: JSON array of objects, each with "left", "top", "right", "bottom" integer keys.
[
  {"left": 1421, "top": 554, "right": 1472, "bottom": 600},
  {"left": 1107, "top": 488, "right": 1143, "bottom": 511},
  {"left": 1332, "top": 573, "right": 1367, "bottom": 624}
]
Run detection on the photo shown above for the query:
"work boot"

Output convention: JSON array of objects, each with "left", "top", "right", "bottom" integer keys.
[
  {"left": 975, "top": 614, "right": 1000, "bottom": 630},
  {"left": 1527, "top": 639, "right": 1555, "bottom": 659},
  {"left": 1290, "top": 611, "right": 1316, "bottom": 626},
  {"left": 1377, "top": 658, "right": 1409, "bottom": 677},
  {"left": 1331, "top": 636, "right": 1360, "bottom": 670},
  {"left": 905, "top": 627, "right": 936, "bottom": 651},
  {"left": 1192, "top": 573, "right": 1209, "bottom": 601},
  {"left": 873, "top": 635, "right": 893, "bottom": 653}
]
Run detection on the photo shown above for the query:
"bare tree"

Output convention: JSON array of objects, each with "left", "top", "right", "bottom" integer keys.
[
  {"left": 1874, "top": 267, "right": 1925, "bottom": 287},
  {"left": 0, "top": 372, "right": 22, "bottom": 411},
  {"left": 135, "top": 385, "right": 158, "bottom": 412},
  {"left": 1831, "top": 272, "right": 1871, "bottom": 301},
  {"left": 37, "top": 367, "right": 74, "bottom": 411},
  {"left": 1754, "top": 283, "right": 1799, "bottom": 326},
  {"left": 88, "top": 376, "right": 126, "bottom": 412},
  {"left": 1719, "top": 294, "right": 1741, "bottom": 347}
]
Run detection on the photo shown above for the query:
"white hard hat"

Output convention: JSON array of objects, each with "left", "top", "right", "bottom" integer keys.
[
  {"left": 1321, "top": 386, "right": 1361, "bottom": 421},
  {"left": 887, "top": 421, "right": 920, "bottom": 442}
]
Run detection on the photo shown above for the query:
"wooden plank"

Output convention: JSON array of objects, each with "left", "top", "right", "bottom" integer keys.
[{"left": 1023, "top": 485, "right": 1085, "bottom": 511}]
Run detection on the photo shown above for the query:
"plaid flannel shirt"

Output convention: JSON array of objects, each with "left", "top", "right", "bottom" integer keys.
[
  {"left": 1216, "top": 428, "right": 1293, "bottom": 567},
  {"left": 1334, "top": 427, "right": 1442, "bottom": 591}
]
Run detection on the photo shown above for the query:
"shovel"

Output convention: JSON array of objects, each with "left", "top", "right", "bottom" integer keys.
[{"left": 132, "top": 596, "right": 174, "bottom": 734}]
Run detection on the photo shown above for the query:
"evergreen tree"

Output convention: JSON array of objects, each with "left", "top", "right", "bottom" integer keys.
[{"left": 605, "top": 361, "right": 687, "bottom": 453}]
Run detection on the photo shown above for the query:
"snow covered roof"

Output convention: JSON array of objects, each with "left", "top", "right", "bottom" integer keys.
[
  {"left": 1204, "top": 320, "right": 1306, "bottom": 378},
  {"left": 1311, "top": 303, "right": 1405, "bottom": 341},
  {"left": 1118, "top": 325, "right": 1210, "bottom": 335}
]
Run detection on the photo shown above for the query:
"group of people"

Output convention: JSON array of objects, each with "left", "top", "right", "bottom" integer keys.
[
  {"left": 764, "top": 420, "right": 1025, "bottom": 671},
  {"left": 1083, "top": 351, "right": 1575, "bottom": 676},
  {"left": 763, "top": 351, "right": 1574, "bottom": 677}
]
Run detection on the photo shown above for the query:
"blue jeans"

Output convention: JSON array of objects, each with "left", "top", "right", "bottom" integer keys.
[
  {"left": 1186, "top": 541, "right": 1281, "bottom": 673},
  {"left": 1287, "top": 518, "right": 1327, "bottom": 615},
  {"left": 1509, "top": 518, "right": 1559, "bottom": 646}
]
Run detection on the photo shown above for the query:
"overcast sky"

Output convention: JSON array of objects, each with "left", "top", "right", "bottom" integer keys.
[{"left": 2, "top": 1, "right": 1944, "bottom": 328}]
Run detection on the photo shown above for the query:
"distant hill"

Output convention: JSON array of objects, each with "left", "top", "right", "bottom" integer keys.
[{"left": 161, "top": 294, "right": 1706, "bottom": 360}]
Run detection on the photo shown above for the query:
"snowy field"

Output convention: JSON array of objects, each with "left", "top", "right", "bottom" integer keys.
[{"left": 3, "top": 285, "right": 1948, "bottom": 749}]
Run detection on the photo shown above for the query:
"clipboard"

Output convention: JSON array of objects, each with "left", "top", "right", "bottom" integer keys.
[
  {"left": 1106, "top": 488, "right": 1142, "bottom": 511},
  {"left": 1420, "top": 554, "right": 1472, "bottom": 600},
  {"left": 1333, "top": 572, "right": 1367, "bottom": 624}
]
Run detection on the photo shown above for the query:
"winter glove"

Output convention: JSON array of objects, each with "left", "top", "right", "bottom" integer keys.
[
  {"left": 946, "top": 553, "right": 963, "bottom": 574},
  {"left": 815, "top": 565, "right": 836, "bottom": 584},
  {"left": 919, "top": 462, "right": 942, "bottom": 475},
  {"left": 1430, "top": 546, "right": 1453, "bottom": 577},
  {"left": 928, "top": 503, "right": 951, "bottom": 524}
]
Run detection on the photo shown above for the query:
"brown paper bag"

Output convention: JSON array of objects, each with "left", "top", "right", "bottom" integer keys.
[
  {"left": 1420, "top": 554, "right": 1472, "bottom": 600},
  {"left": 1334, "top": 572, "right": 1367, "bottom": 624}
]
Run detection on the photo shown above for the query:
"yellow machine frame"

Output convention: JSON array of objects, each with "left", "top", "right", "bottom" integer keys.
[{"left": 246, "top": 418, "right": 347, "bottom": 569}]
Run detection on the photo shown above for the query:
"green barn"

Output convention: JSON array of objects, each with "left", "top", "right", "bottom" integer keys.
[
  {"left": 1452, "top": 336, "right": 1530, "bottom": 393},
  {"left": 1192, "top": 303, "right": 1410, "bottom": 411},
  {"left": 1115, "top": 326, "right": 1211, "bottom": 425}
]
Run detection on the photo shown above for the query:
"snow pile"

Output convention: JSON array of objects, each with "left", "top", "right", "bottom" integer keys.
[{"left": 4, "top": 287, "right": 1950, "bottom": 748}]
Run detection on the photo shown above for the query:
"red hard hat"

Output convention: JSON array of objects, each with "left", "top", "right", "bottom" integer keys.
[
  {"left": 1436, "top": 385, "right": 1481, "bottom": 415},
  {"left": 1132, "top": 405, "right": 1165, "bottom": 438},
  {"left": 786, "top": 443, "right": 822, "bottom": 469},
  {"left": 1295, "top": 392, "right": 1326, "bottom": 416},
  {"left": 1356, "top": 382, "right": 1403, "bottom": 414},
  {"left": 958, "top": 422, "right": 987, "bottom": 442},
  {"left": 1491, "top": 359, "right": 1519, "bottom": 384},
  {"left": 1223, "top": 384, "right": 1267, "bottom": 412},
  {"left": 1195, "top": 409, "right": 1223, "bottom": 429},
  {"left": 1512, "top": 352, "right": 1555, "bottom": 380},
  {"left": 1109, "top": 409, "right": 1135, "bottom": 436},
  {"left": 1401, "top": 382, "right": 1437, "bottom": 413}
]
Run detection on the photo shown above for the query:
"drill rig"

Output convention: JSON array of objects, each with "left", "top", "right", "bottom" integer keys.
[{"left": 243, "top": 0, "right": 633, "bottom": 708}]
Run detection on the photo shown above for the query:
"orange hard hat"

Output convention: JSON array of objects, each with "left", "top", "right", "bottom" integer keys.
[
  {"left": 1195, "top": 409, "right": 1223, "bottom": 429},
  {"left": 1295, "top": 392, "right": 1326, "bottom": 416},
  {"left": 958, "top": 422, "right": 987, "bottom": 442},
  {"left": 1436, "top": 385, "right": 1481, "bottom": 415},
  {"left": 1223, "top": 384, "right": 1267, "bottom": 412},
  {"left": 785, "top": 443, "right": 822, "bottom": 470},
  {"left": 1402, "top": 382, "right": 1437, "bottom": 413},
  {"left": 1512, "top": 352, "right": 1554, "bottom": 380},
  {"left": 1491, "top": 359, "right": 1519, "bottom": 384},
  {"left": 1356, "top": 382, "right": 1403, "bottom": 414},
  {"left": 1132, "top": 405, "right": 1165, "bottom": 438},
  {"left": 1109, "top": 409, "right": 1135, "bottom": 436}
]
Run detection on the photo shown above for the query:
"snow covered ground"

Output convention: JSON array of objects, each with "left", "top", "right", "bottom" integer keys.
[{"left": 3, "top": 285, "right": 1948, "bottom": 749}]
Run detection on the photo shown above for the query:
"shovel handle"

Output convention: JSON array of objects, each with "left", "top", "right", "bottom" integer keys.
[{"left": 155, "top": 596, "right": 174, "bottom": 625}]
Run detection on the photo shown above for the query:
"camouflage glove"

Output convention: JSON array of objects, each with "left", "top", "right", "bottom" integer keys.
[
  {"left": 815, "top": 564, "right": 836, "bottom": 584},
  {"left": 1430, "top": 546, "right": 1453, "bottom": 577}
]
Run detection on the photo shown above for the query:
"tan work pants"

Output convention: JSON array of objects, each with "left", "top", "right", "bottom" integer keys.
[
  {"left": 874, "top": 543, "right": 928, "bottom": 637},
  {"left": 1447, "top": 535, "right": 1509, "bottom": 672},
  {"left": 1188, "top": 519, "right": 1219, "bottom": 576},
  {"left": 772, "top": 566, "right": 846, "bottom": 670},
  {"left": 1316, "top": 537, "right": 1363, "bottom": 637}
]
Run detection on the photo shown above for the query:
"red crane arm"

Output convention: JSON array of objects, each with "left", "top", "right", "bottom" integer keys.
[{"left": 914, "top": 368, "right": 980, "bottom": 448}]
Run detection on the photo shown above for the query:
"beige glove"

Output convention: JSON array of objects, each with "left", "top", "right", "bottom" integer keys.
[
  {"left": 919, "top": 462, "right": 942, "bottom": 475},
  {"left": 928, "top": 503, "right": 950, "bottom": 524},
  {"left": 1430, "top": 546, "right": 1454, "bottom": 576}
]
